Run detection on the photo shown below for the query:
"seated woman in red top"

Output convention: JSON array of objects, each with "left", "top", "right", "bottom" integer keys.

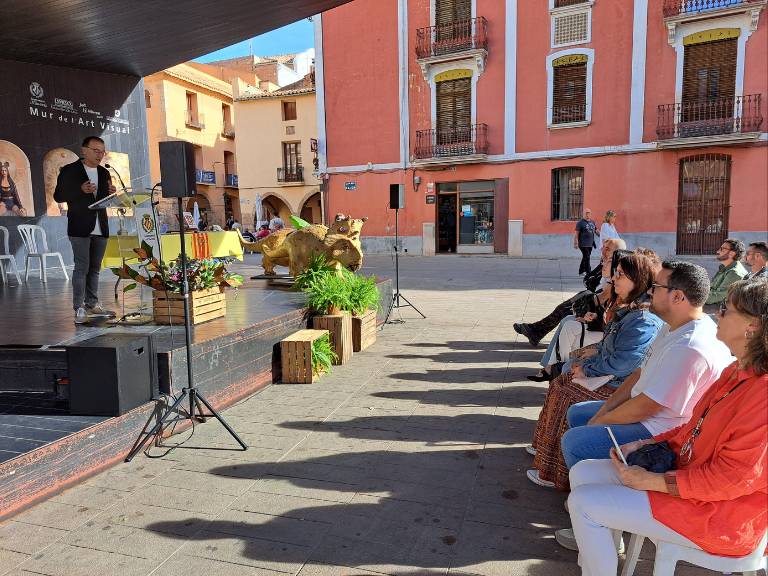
[{"left": 567, "top": 278, "right": 768, "bottom": 575}]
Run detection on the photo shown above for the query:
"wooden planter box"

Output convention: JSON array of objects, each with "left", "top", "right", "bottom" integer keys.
[
  {"left": 352, "top": 309, "right": 377, "bottom": 352},
  {"left": 153, "top": 287, "right": 226, "bottom": 325},
  {"left": 280, "top": 329, "right": 329, "bottom": 384},
  {"left": 312, "top": 312, "right": 353, "bottom": 365}
]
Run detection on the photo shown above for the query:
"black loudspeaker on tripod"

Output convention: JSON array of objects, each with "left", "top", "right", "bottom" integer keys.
[
  {"left": 125, "top": 140, "right": 247, "bottom": 461},
  {"left": 383, "top": 184, "right": 425, "bottom": 324}
]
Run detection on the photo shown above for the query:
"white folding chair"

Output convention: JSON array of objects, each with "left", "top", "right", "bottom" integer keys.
[
  {"left": 17, "top": 224, "right": 69, "bottom": 282},
  {"left": 0, "top": 225, "right": 22, "bottom": 285},
  {"left": 621, "top": 529, "right": 768, "bottom": 576}
]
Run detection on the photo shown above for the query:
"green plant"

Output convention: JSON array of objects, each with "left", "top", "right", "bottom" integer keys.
[
  {"left": 311, "top": 333, "right": 337, "bottom": 375},
  {"left": 304, "top": 271, "right": 353, "bottom": 314},
  {"left": 111, "top": 241, "right": 243, "bottom": 293},
  {"left": 294, "top": 253, "right": 336, "bottom": 292},
  {"left": 346, "top": 272, "right": 381, "bottom": 315}
]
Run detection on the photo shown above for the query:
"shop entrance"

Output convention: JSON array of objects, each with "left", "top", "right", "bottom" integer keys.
[
  {"left": 436, "top": 180, "right": 495, "bottom": 254},
  {"left": 437, "top": 194, "right": 457, "bottom": 253}
]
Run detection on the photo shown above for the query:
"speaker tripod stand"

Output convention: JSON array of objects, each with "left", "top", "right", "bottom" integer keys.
[
  {"left": 125, "top": 196, "right": 247, "bottom": 461},
  {"left": 383, "top": 206, "right": 425, "bottom": 325}
]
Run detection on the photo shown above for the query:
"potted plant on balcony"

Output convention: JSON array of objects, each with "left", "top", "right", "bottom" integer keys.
[{"left": 111, "top": 241, "right": 243, "bottom": 325}]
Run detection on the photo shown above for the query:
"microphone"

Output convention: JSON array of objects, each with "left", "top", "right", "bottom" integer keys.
[{"left": 105, "top": 163, "right": 128, "bottom": 193}]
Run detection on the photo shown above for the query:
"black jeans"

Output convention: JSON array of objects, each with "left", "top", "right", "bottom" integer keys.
[{"left": 578, "top": 247, "right": 592, "bottom": 275}]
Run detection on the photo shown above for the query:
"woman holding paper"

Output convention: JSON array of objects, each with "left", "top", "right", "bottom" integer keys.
[
  {"left": 568, "top": 278, "right": 768, "bottom": 575},
  {"left": 528, "top": 253, "right": 663, "bottom": 490}
]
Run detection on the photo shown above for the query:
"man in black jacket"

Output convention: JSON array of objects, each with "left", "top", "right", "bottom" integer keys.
[
  {"left": 53, "top": 136, "right": 116, "bottom": 323},
  {"left": 513, "top": 238, "right": 626, "bottom": 346}
]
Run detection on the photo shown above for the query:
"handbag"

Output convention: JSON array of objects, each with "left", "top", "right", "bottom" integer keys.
[
  {"left": 626, "top": 441, "right": 677, "bottom": 473},
  {"left": 571, "top": 293, "right": 605, "bottom": 333}
]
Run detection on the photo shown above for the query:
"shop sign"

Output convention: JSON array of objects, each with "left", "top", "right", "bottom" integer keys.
[
  {"left": 425, "top": 195, "right": 436, "bottom": 204},
  {"left": 344, "top": 181, "right": 356, "bottom": 190}
]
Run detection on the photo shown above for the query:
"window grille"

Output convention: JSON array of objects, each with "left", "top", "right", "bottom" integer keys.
[
  {"left": 553, "top": 11, "right": 589, "bottom": 46},
  {"left": 551, "top": 167, "right": 584, "bottom": 221}
]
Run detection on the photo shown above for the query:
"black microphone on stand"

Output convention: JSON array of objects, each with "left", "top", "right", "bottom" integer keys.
[{"left": 105, "top": 163, "right": 134, "bottom": 205}]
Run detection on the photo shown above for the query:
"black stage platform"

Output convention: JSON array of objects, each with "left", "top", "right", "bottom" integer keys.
[{"left": 0, "top": 270, "right": 392, "bottom": 519}]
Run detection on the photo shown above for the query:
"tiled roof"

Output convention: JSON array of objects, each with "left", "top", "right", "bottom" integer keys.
[{"left": 235, "top": 72, "right": 315, "bottom": 101}]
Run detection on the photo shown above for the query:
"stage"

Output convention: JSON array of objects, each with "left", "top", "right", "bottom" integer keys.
[{"left": 0, "top": 269, "right": 392, "bottom": 519}]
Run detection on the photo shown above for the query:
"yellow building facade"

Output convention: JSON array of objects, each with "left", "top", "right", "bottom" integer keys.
[
  {"left": 144, "top": 64, "right": 240, "bottom": 228},
  {"left": 234, "top": 75, "right": 322, "bottom": 230}
]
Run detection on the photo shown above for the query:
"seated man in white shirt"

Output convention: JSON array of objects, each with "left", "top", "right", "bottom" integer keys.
[{"left": 554, "top": 260, "right": 734, "bottom": 550}]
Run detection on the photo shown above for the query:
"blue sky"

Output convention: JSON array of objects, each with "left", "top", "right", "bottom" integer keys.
[{"left": 196, "top": 19, "right": 314, "bottom": 62}]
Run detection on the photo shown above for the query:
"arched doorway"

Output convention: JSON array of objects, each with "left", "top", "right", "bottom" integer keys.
[
  {"left": 186, "top": 194, "right": 211, "bottom": 229},
  {"left": 299, "top": 192, "right": 322, "bottom": 224},
  {"left": 259, "top": 195, "right": 292, "bottom": 229}
]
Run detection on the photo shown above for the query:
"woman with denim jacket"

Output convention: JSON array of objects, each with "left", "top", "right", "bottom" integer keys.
[{"left": 528, "top": 253, "right": 664, "bottom": 490}]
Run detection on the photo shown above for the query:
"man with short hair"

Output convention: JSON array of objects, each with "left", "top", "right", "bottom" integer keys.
[
  {"left": 53, "top": 136, "right": 116, "bottom": 323},
  {"left": 744, "top": 241, "right": 768, "bottom": 280},
  {"left": 574, "top": 208, "right": 598, "bottom": 276},
  {"left": 704, "top": 238, "right": 748, "bottom": 311},
  {"left": 554, "top": 260, "right": 733, "bottom": 550}
]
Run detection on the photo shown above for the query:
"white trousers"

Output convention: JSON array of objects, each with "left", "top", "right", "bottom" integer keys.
[
  {"left": 546, "top": 318, "right": 603, "bottom": 367},
  {"left": 568, "top": 460, "right": 700, "bottom": 576}
]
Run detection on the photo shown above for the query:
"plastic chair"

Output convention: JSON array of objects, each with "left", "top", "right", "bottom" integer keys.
[
  {"left": 0, "top": 226, "right": 22, "bottom": 285},
  {"left": 621, "top": 530, "right": 768, "bottom": 576},
  {"left": 17, "top": 224, "right": 69, "bottom": 282}
]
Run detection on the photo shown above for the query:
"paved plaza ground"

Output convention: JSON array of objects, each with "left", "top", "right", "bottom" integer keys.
[{"left": 0, "top": 255, "right": 721, "bottom": 575}]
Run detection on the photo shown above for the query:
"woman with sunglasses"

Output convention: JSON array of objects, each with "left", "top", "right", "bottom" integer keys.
[
  {"left": 568, "top": 278, "right": 768, "bottom": 575},
  {"left": 528, "top": 253, "right": 663, "bottom": 490}
]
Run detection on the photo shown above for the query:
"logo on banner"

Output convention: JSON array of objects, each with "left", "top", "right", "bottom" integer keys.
[
  {"left": 29, "top": 82, "right": 44, "bottom": 99},
  {"left": 141, "top": 214, "right": 155, "bottom": 234}
]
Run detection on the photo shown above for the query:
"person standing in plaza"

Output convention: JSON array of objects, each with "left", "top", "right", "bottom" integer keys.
[
  {"left": 574, "top": 209, "right": 598, "bottom": 275},
  {"left": 53, "top": 136, "right": 115, "bottom": 324},
  {"left": 597, "top": 210, "right": 620, "bottom": 250}
]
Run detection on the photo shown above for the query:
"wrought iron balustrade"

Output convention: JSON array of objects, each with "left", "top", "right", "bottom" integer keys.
[
  {"left": 416, "top": 16, "right": 488, "bottom": 59},
  {"left": 656, "top": 94, "right": 763, "bottom": 139},
  {"left": 414, "top": 124, "right": 488, "bottom": 159}
]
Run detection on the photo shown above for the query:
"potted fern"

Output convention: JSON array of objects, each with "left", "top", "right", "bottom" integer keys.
[
  {"left": 311, "top": 333, "right": 337, "bottom": 376},
  {"left": 347, "top": 271, "right": 380, "bottom": 352}
]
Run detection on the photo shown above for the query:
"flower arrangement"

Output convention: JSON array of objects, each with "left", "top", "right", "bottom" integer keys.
[{"left": 111, "top": 241, "right": 243, "bottom": 294}]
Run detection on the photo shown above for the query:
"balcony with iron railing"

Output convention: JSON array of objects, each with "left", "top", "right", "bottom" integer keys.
[
  {"left": 221, "top": 127, "right": 235, "bottom": 139},
  {"left": 414, "top": 124, "right": 488, "bottom": 163},
  {"left": 195, "top": 169, "right": 216, "bottom": 184},
  {"left": 225, "top": 174, "right": 238, "bottom": 187},
  {"left": 663, "top": 0, "right": 765, "bottom": 18},
  {"left": 277, "top": 166, "right": 304, "bottom": 184},
  {"left": 656, "top": 94, "right": 763, "bottom": 146},
  {"left": 416, "top": 17, "right": 488, "bottom": 61}
]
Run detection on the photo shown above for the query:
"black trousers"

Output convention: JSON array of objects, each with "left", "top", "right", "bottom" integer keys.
[{"left": 578, "top": 247, "right": 593, "bottom": 275}]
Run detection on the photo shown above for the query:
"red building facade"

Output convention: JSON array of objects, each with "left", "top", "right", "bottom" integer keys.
[{"left": 316, "top": 0, "right": 767, "bottom": 257}]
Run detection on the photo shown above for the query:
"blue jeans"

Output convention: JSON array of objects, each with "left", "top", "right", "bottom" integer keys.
[{"left": 561, "top": 401, "right": 653, "bottom": 469}]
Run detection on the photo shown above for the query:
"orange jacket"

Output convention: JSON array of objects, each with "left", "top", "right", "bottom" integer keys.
[{"left": 649, "top": 362, "right": 768, "bottom": 557}]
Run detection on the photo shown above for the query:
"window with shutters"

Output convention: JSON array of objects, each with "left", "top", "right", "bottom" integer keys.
[
  {"left": 436, "top": 77, "right": 472, "bottom": 144},
  {"left": 550, "top": 54, "right": 589, "bottom": 125},
  {"left": 282, "top": 101, "right": 297, "bottom": 121},
  {"left": 679, "top": 37, "right": 738, "bottom": 136},
  {"left": 551, "top": 167, "right": 584, "bottom": 221},
  {"left": 281, "top": 142, "right": 302, "bottom": 182}
]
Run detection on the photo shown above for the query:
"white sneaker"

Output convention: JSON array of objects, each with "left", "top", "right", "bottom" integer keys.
[
  {"left": 74, "top": 307, "right": 88, "bottom": 324},
  {"left": 86, "top": 303, "right": 115, "bottom": 317},
  {"left": 526, "top": 468, "right": 555, "bottom": 488},
  {"left": 525, "top": 445, "right": 537, "bottom": 457}
]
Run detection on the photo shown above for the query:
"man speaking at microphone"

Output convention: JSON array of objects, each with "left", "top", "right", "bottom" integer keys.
[{"left": 54, "top": 136, "right": 116, "bottom": 324}]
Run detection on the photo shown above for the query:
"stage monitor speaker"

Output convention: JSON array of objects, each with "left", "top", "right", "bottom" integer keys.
[
  {"left": 67, "top": 334, "right": 159, "bottom": 416},
  {"left": 389, "top": 184, "right": 404, "bottom": 210},
  {"left": 159, "top": 140, "right": 196, "bottom": 198}
]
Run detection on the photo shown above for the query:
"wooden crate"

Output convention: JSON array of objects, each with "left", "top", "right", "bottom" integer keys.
[
  {"left": 152, "top": 287, "right": 226, "bottom": 325},
  {"left": 352, "top": 309, "right": 377, "bottom": 352},
  {"left": 280, "top": 329, "right": 329, "bottom": 384},
  {"left": 312, "top": 312, "right": 353, "bottom": 365}
]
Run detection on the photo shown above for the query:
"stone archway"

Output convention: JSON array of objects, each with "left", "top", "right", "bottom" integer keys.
[
  {"left": 260, "top": 194, "right": 292, "bottom": 228},
  {"left": 299, "top": 192, "right": 322, "bottom": 224}
]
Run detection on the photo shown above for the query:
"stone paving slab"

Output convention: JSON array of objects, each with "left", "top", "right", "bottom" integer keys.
[{"left": 0, "top": 256, "right": 725, "bottom": 576}]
